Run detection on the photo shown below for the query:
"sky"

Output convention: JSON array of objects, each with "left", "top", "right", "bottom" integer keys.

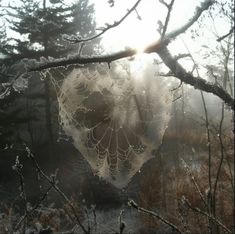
[
  {"left": 91, "top": 0, "right": 202, "bottom": 51},
  {"left": 0, "top": 0, "right": 233, "bottom": 73},
  {"left": 90, "top": 0, "right": 230, "bottom": 48},
  {"left": 88, "top": 0, "right": 233, "bottom": 75},
  {"left": 1, "top": 0, "right": 231, "bottom": 53}
]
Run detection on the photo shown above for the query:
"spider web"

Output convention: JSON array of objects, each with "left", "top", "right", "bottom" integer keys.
[{"left": 51, "top": 59, "right": 172, "bottom": 188}]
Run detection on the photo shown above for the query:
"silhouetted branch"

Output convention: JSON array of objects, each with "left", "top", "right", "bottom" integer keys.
[
  {"left": 217, "top": 28, "right": 234, "bottom": 42},
  {"left": 30, "top": 0, "right": 214, "bottom": 71},
  {"left": 174, "top": 53, "right": 190, "bottom": 60},
  {"left": 160, "top": 0, "right": 175, "bottom": 38},
  {"left": 64, "top": 0, "right": 142, "bottom": 43}
]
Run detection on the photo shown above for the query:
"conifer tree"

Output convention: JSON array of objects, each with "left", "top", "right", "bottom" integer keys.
[
  {"left": 1, "top": 0, "right": 96, "bottom": 63},
  {"left": 0, "top": 0, "right": 97, "bottom": 145}
]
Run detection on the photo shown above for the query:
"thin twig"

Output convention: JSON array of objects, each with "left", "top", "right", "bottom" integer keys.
[
  {"left": 12, "top": 156, "right": 28, "bottom": 232},
  {"left": 213, "top": 102, "right": 225, "bottom": 196},
  {"left": 166, "top": 0, "right": 214, "bottom": 40},
  {"left": 24, "top": 146, "right": 89, "bottom": 234},
  {"left": 65, "top": 0, "right": 142, "bottom": 43},
  {"left": 15, "top": 184, "right": 53, "bottom": 230},
  {"left": 180, "top": 158, "right": 207, "bottom": 207},
  {"left": 180, "top": 38, "right": 214, "bottom": 230},
  {"left": 160, "top": 0, "right": 176, "bottom": 38},
  {"left": 128, "top": 199, "right": 183, "bottom": 234},
  {"left": 182, "top": 197, "right": 232, "bottom": 234},
  {"left": 118, "top": 209, "right": 125, "bottom": 234},
  {"left": 217, "top": 27, "right": 234, "bottom": 42}
]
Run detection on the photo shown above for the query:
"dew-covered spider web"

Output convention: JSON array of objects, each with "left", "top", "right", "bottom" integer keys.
[{"left": 48, "top": 57, "right": 172, "bottom": 188}]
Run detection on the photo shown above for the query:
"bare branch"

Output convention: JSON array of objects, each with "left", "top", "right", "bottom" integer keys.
[
  {"left": 180, "top": 158, "right": 207, "bottom": 207},
  {"left": 160, "top": 0, "right": 176, "bottom": 38},
  {"left": 15, "top": 185, "right": 53, "bottom": 231},
  {"left": 29, "top": 47, "right": 138, "bottom": 71},
  {"left": 174, "top": 53, "right": 191, "bottom": 60},
  {"left": 217, "top": 27, "right": 234, "bottom": 42},
  {"left": 182, "top": 197, "right": 232, "bottom": 234},
  {"left": 27, "top": 0, "right": 234, "bottom": 109},
  {"left": 166, "top": 0, "right": 214, "bottom": 40},
  {"left": 128, "top": 200, "right": 183, "bottom": 234},
  {"left": 65, "top": 0, "right": 142, "bottom": 43},
  {"left": 24, "top": 146, "right": 89, "bottom": 234},
  {"left": 157, "top": 46, "right": 234, "bottom": 110},
  {"left": 159, "top": 0, "right": 170, "bottom": 9},
  {"left": 29, "top": 42, "right": 234, "bottom": 110}
]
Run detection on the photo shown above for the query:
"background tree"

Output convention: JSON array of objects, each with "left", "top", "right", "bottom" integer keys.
[
  {"left": 0, "top": 0, "right": 97, "bottom": 145},
  {"left": 1, "top": 0, "right": 96, "bottom": 63}
]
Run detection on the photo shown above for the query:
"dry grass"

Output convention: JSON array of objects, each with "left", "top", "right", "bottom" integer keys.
[{"left": 138, "top": 124, "right": 234, "bottom": 233}]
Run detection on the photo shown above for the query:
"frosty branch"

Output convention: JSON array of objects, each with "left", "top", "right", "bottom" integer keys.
[
  {"left": 128, "top": 200, "right": 183, "bottom": 234},
  {"left": 182, "top": 196, "right": 232, "bottom": 234},
  {"left": 24, "top": 146, "right": 89, "bottom": 234},
  {"left": 28, "top": 0, "right": 234, "bottom": 110}
]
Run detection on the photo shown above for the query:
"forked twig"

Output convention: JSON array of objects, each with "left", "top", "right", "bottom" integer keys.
[
  {"left": 24, "top": 145, "right": 89, "bottom": 234},
  {"left": 64, "top": 0, "right": 142, "bottom": 43}
]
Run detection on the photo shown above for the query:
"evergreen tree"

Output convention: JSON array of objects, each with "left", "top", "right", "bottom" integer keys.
[
  {"left": 1, "top": 0, "right": 96, "bottom": 63},
  {"left": 0, "top": 0, "right": 97, "bottom": 146}
]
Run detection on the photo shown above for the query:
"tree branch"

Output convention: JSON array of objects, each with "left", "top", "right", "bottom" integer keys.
[
  {"left": 29, "top": 47, "right": 138, "bottom": 71},
  {"left": 64, "top": 0, "right": 142, "bottom": 43},
  {"left": 29, "top": 41, "right": 234, "bottom": 110},
  {"left": 28, "top": 0, "right": 234, "bottom": 110},
  {"left": 29, "top": 0, "right": 214, "bottom": 70},
  {"left": 24, "top": 146, "right": 89, "bottom": 234},
  {"left": 157, "top": 46, "right": 234, "bottom": 110},
  {"left": 166, "top": 0, "right": 214, "bottom": 40},
  {"left": 182, "top": 197, "right": 232, "bottom": 234},
  {"left": 128, "top": 200, "right": 182, "bottom": 234},
  {"left": 217, "top": 27, "right": 234, "bottom": 42},
  {"left": 160, "top": 0, "right": 175, "bottom": 38}
]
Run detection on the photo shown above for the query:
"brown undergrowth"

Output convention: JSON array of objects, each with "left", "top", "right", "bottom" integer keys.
[{"left": 138, "top": 123, "right": 234, "bottom": 233}]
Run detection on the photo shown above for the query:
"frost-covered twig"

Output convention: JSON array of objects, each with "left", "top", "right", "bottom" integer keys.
[
  {"left": 14, "top": 184, "right": 53, "bottom": 231},
  {"left": 117, "top": 209, "right": 125, "bottom": 234},
  {"left": 166, "top": 0, "right": 214, "bottom": 40},
  {"left": 180, "top": 158, "right": 207, "bottom": 206},
  {"left": 24, "top": 145, "right": 89, "bottom": 234},
  {"left": 159, "top": 0, "right": 176, "bottom": 38},
  {"left": 157, "top": 46, "right": 234, "bottom": 110},
  {"left": 12, "top": 156, "right": 28, "bottom": 232},
  {"left": 128, "top": 199, "right": 182, "bottom": 234},
  {"left": 182, "top": 196, "right": 232, "bottom": 234}
]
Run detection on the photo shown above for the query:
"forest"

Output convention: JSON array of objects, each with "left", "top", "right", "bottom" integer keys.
[{"left": 0, "top": 0, "right": 234, "bottom": 233}]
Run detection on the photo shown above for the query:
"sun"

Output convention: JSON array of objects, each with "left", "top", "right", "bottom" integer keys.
[{"left": 122, "top": 20, "right": 160, "bottom": 53}]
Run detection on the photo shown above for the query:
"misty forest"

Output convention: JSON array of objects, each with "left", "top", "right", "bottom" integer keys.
[{"left": 0, "top": 0, "right": 234, "bottom": 233}]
